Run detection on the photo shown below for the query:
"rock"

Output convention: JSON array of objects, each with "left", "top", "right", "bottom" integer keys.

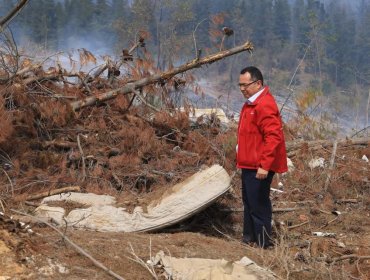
[{"left": 362, "top": 155, "right": 369, "bottom": 162}]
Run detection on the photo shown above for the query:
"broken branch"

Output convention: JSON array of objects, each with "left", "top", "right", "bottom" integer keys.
[
  {"left": 77, "top": 134, "right": 86, "bottom": 182},
  {"left": 88, "top": 40, "right": 141, "bottom": 82},
  {"left": 273, "top": 208, "right": 302, "bottom": 213},
  {"left": 23, "top": 186, "right": 81, "bottom": 201},
  {"left": 2, "top": 168, "right": 14, "bottom": 196},
  {"left": 288, "top": 220, "right": 309, "bottom": 230},
  {"left": 131, "top": 88, "right": 161, "bottom": 112},
  {"left": 324, "top": 140, "right": 338, "bottom": 192},
  {"left": 126, "top": 242, "right": 158, "bottom": 280},
  {"left": 335, "top": 198, "right": 358, "bottom": 204},
  {"left": 0, "top": 0, "right": 29, "bottom": 29},
  {"left": 10, "top": 209, "right": 126, "bottom": 280},
  {"left": 319, "top": 216, "right": 339, "bottom": 229},
  {"left": 70, "top": 41, "right": 254, "bottom": 111},
  {"left": 324, "top": 254, "right": 370, "bottom": 264},
  {"left": 42, "top": 140, "right": 77, "bottom": 150}
]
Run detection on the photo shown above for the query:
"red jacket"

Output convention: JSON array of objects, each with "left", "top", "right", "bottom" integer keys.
[{"left": 237, "top": 86, "right": 288, "bottom": 173}]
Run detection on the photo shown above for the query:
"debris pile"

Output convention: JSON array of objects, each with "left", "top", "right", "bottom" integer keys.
[
  {"left": 0, "top": 39, "right": 250, "bottom": 207},
  {"left": 0, "top": 34, "right": 369, "bottom": 279}
]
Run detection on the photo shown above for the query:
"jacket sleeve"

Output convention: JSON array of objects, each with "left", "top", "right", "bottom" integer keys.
[{"left": 257, "top": 101, "right": 283, "bottom": 171}]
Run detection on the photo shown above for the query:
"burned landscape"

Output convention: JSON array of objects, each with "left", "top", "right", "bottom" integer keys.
[{"left": 1, "top": 0, "right": 370, "bottom": 279}]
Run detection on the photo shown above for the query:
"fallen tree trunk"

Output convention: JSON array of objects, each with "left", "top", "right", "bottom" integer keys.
[
  {"left": 286, "top": 137, "right": 370, "bottom": 157},
  {"left": 70, "top": 41, "right": 254, "bottom": 111}
]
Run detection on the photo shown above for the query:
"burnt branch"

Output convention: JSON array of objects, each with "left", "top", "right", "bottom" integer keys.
[
  {"left": 0, "top": 0, "right": 29, "bottom": 30},
  {"left": 71, "top": 41, "right": 254, "bottom": 111}
]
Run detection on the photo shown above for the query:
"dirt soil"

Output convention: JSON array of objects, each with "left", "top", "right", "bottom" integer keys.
[{"left": 1, "top": 139, "right": 369, "bottom": 280}]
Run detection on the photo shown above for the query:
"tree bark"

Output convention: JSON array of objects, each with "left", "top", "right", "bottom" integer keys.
[
  {"left": 0, "top": 0, "right": 29, "bottom": 29},
  {"left": 70, "top": 41, "right": 254, "bottom": 111}
]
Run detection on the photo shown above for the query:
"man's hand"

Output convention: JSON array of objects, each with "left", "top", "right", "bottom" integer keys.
[{"left": 256, "top": 167, "right": 268, "bottom": 180}]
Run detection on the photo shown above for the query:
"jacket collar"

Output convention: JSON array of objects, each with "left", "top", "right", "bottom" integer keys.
[{"left": 245, "top": 86, "right": 270, "bottom": 106}]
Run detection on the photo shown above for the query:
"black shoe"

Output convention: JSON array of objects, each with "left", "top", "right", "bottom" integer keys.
[
  {"left": 242, "top": 236, "right": 256, "bottom": 244},
  {"left": 258, "top": 241, "right": 274, "bottom": 249}
]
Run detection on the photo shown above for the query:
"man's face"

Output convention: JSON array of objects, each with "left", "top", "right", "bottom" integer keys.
[{"left": 239, "top": 72, "right": 262, "bottom": 99}]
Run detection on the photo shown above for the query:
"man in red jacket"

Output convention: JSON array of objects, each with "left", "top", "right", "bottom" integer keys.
[{"left": 237, "top": 66, "right": 287, "bottom": 248}]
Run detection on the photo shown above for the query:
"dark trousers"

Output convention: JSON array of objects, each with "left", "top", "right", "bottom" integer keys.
[{"left": 241, "top": 169, "right": 275, "bottom": 248}]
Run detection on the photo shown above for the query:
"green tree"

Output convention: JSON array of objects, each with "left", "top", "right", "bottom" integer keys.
[
  {"left": 231, "top": 0, "right": 254, "bottom": 45},
  {"left": 130, "top": 0, "right": 156, "bottom": 40},
  {"left": 19, "top": 0, "right": 57, "bottom": 48},
  {"left": 191, "top": 0, "right": 211, "bottom": 49},
  {"left": 64, "top": 0, "right": 94, "bottom": 38},
  {"left": 92, "top": 0, "right": 110, "bottom": 41},
  {"left": 251, "top": 0, "right": 273, "bottom": 48},
  {"left": 326, "top": 2, "right": 356, "bottom": 87},
  {"left": 152, "top": 0, "right": 195, "bottom": 68},
  {"left": 55, "top": 1, "right": 67, "bottom": 48},
  {"left": 355, "top": 1, "right": 370, "bottom": 83},
  {"left": 292, "top": 0, "right": 305, "bottom": 38},
  {"left": 111, "top": 0, "right": 131, "bottom": 51},
  {"left": 272, "top": 0, "right": 291, "bottom": 44}
]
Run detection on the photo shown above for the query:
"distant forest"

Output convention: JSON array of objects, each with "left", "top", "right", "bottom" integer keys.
[{"left": 1, "top": 0, "right": 370, "bottom": 93}]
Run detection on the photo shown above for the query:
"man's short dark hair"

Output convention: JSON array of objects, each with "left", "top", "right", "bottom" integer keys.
[{"left": 240, "top": 66, "right": 264, "bottom": 85}]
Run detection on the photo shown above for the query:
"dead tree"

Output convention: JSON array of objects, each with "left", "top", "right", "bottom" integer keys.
[{"left": 70, "top": 41, "right": 254, "bottom": 111}]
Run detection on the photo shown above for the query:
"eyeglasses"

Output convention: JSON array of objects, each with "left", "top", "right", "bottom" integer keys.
[{"left": 238, "top": 80, "right": 258, "bottom": 89}]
